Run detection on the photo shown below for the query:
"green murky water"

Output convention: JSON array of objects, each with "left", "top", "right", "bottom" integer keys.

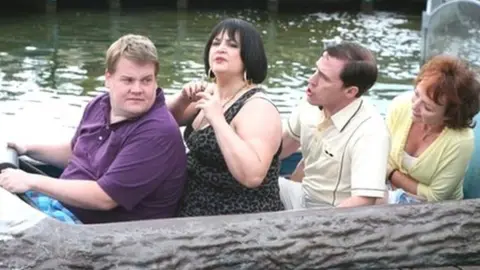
[{"left": 0, "top": 9, "right": 422, "bottom": 142}]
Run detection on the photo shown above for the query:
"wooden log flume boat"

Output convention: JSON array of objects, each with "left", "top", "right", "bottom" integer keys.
[
  {"left": 2, "top": 0, "right": 480, "bottom": 268},
  {"left": 1, "top": 146, "right": 480, "bottom": 269}
]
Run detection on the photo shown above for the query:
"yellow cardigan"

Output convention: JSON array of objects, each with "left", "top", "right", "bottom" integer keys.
[{"left": 386, "top": 93, "right": 474, "bottom": 202}]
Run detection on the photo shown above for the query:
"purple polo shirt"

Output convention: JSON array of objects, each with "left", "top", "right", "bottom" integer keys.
[{"left": 60, "top": 88, "right": 187, "bottom": 224}]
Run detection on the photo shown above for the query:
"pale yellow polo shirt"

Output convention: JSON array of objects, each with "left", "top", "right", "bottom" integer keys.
[{"left": 286, "top": 97, "right": 390, "bottom": 206}]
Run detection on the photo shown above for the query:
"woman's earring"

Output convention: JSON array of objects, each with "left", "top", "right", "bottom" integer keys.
[
  {"left": 244, "top": 70, "right": 252, "bottom": 86},
  {"left": 208, "top": 68, "right": 214, "bottom": 79}
]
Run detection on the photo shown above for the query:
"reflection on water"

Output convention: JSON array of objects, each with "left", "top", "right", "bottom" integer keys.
[{"left": 0, "top": 9, "right": 421, "bottom": 142}]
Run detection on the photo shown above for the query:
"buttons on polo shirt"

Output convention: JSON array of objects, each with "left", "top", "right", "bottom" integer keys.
[{"left": 99, "top": 136, "right": 103, "bottom": 141}]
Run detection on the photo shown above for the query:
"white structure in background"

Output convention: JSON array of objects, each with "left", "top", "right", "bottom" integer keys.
[{"left": 420, "top": 0, "right": 480, "bottom": 68}]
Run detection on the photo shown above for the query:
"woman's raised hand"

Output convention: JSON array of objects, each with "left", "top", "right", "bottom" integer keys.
[{"left": 181, "top": 81, "right": 213, "bottom": 102}]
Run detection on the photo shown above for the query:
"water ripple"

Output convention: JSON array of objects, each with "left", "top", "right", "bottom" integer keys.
[{"left": 0, "top": 10, "right": 423, "bottom": 141}]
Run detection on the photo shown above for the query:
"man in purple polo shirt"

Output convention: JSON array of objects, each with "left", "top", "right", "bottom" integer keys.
[{"left": 0, "top": 34, "right": 187, "bottom": 224}]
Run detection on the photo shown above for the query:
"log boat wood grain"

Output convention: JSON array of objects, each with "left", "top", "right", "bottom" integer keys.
[{"left": 1, "top": 187, "right": 479, "bottom": 270}]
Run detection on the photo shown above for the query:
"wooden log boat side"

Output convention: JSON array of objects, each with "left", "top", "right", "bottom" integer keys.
[
  {"left": 2, "top": 110, "right": 480, "bottom": 269},
  {"left": 2, "top": 109, "right": 480, "bottom": 269},
  {"left": 1, "top": 184, "right": 480, "bottom": 270},
  {"left": 3, "top": 0, "right": 480, "bottom": 266}
]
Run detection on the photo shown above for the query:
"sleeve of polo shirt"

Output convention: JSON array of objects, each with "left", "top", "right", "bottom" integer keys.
[
  {"left": 349, "top": 123, "right": 390, "bottom": 198},
  {"left": 97, "top": 121, "right": 184, "bottom": 210},
  {"left": 286, "top": 100, "right": 303, "bottom": 141}
]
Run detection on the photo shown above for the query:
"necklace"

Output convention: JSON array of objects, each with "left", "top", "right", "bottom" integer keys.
[
  {"left": 220, "top": 83, "right": 248, "bottom": 108},
  {"left": 194, "top": 83, "right": 250, "bottom": 130}
]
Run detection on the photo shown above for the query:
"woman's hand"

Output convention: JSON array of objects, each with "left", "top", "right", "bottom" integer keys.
[
  {"left": 195, "top": 90, "right": 225, "bottom": 126},
  {"left": 181, "top": 81, "right": 212, "bottom": 103}
]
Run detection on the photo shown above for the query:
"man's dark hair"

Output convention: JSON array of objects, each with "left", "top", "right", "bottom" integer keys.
[{"left": 325, "top": 42, "right": 378, "bottom": 97}]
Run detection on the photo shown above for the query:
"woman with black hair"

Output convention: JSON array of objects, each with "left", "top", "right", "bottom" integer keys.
[{"left": 167, "top": 18, "right": 284, "bottom": 216}]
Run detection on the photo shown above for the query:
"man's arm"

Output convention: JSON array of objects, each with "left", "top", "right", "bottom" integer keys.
[
  {"left": 29, "top": 175, "right": 116, "bottom": 210},
  {"left": 0, "top": 168, "right": 116, "bottom": 210},
  {"left": 338, "top": 122, "right": 390, "bottom": 208},
  {"left": 24, "top": 142, "right": 73, "bottom": 169},
  {"left": 280, "top": 102, "right": 303, "bottom": 160},
  {"left": 280, "top": 131, "right": 301, "bottom": 160},
  {"left": 21, "top": 97, "right": 95, "bottom": 168},
  {"left": 337, "top": 196, "right": 376, "bottom": 207},
  {"left": 22, "top": 121, "right": 184, "bottom": 211}
]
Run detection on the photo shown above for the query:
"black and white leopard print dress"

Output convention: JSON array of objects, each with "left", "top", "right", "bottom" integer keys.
[{"left": 177, "top": 88, "right": 285, "bottom": 217}]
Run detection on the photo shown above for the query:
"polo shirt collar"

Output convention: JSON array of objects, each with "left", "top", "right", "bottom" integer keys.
[{"left": 330, "top": 98, "right": 363, "bottom": 132}]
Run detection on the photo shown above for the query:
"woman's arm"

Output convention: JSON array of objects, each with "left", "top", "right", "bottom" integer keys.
[
  {"left": 166, "top": 81, "right": 211, "bottom": 126},
  {"left": 210, "top": 97, "right": 282, "bottom": 188},
  {"left": 166, "top": 93, "right": 198, "bottom": 127},
  {"left": 390, "top": 170, "right": 418, "bottom": 195},
  {"left": 392, "top": 138, "right": 473, "bottom": 201}
]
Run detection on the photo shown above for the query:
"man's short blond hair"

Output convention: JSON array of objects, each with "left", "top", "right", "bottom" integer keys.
[{"left": 105, "top": 34, "right": 159, "bottom": 75}]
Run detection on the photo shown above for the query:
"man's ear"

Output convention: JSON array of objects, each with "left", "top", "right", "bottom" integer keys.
[
  {"left": 104, "top": 69, "right": 111, "bottom": 88},
  {"left": 345, "top": 86, "right": 359, "bottom": 98}
]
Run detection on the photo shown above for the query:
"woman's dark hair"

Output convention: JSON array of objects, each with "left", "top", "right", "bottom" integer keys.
[
  {"left": 203, "top": 18, "right": 268, "bottom": 84},
  {"left": 415, "top": 54, "right": 480, "bottom": 129}
]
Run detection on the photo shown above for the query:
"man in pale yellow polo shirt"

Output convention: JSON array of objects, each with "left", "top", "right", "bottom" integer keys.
[{"left": 279, "top": 42, "right": 390, "bottom": 209}]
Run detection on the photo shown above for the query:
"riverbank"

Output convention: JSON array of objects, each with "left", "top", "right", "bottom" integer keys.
[{"left": 5, "top": 0, "right": 426, "bottom": 15}]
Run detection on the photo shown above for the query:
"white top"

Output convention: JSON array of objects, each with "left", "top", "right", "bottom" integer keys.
[
  {"left": 402, "top": 151, "right": 418, "bottom": 170},
  {"left": 286, "top": 97, "right": 390, "bottom": 206}
]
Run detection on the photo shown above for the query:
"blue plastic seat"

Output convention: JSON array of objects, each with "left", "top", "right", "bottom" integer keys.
[
  {"left": 464, "top": 113, "right": 480, "bottom": 199},
  {"left": 279, "top": 151, "right": 303, "bottom": 177}
]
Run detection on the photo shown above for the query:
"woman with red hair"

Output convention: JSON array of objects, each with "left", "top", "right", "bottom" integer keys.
[{"left": 384, "top": 55, "right": 480, "bottom": 204}]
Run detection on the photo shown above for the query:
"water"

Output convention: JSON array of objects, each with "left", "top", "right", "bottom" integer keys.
[{"left": 0, "top": 9, "right": 422, "bottom": 143}]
